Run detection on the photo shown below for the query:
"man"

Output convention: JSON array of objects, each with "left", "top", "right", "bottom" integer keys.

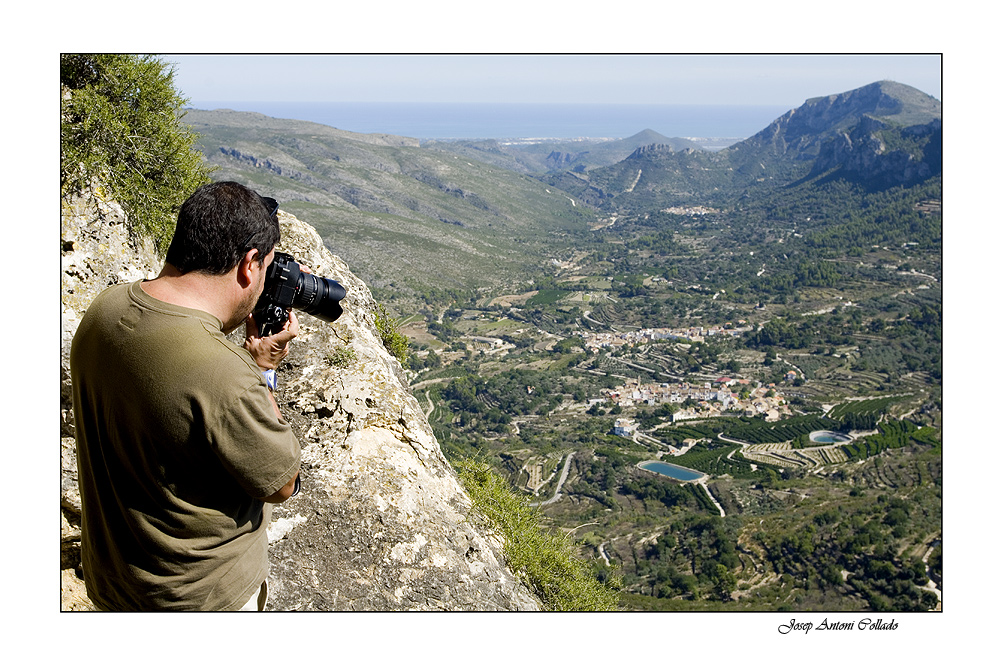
[{"left": 71, "top": 181, "right": 301, "bottom": 611}]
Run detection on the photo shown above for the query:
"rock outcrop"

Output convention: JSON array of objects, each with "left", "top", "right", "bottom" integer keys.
[
  {"left": 809, "top": 116, "right": 942, "bottom": 187},
  {"left": 545, "top": 150, "right": 589, "bottom": 169},
  {"left": 60, "top": 187, "right": 542, "bottom": 611}
]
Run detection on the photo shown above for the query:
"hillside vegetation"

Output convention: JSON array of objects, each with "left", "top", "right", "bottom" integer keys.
[{"left": 183, "top": 109, "right": 596, "bottom": 296}]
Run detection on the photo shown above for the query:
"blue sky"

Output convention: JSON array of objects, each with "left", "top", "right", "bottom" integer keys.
[{"left": 164, "top": 54, "right": 941, "bottom": 107}]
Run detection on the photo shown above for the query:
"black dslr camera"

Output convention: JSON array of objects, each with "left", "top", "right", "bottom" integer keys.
[{"left": 253, "top": 252, "right": 347, "bottom": 337}]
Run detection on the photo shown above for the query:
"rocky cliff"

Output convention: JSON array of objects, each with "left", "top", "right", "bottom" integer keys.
[
  {"left": 60, "top": 187, "right": 542, "bottom": 611},
  {"left": 808, "top": 116, "right": 942, "bottom": 187}
]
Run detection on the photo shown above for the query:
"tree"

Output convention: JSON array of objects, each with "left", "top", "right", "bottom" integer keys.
[
  {"left": 712, "top": 563, "right": 737, "bottom": 601},
  {"left": 61, "top": 54, "right": 214, "bottom": 253}
]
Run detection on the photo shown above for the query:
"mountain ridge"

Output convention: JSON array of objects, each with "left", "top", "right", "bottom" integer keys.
[
  {"left": 733, "top": 80, "right": 941, "bottom": 163},
  {"left": 423, "top": 129, "right": 704, "bottom": 175},
  {"left": 181, "top": 80, "right": 940, "bottom": 304},
  {"left": 543, "top": 80, "right": 941, "bottom": 210},
  {"left": 183, "top": 107, "right": 595, "bottom": 297}
]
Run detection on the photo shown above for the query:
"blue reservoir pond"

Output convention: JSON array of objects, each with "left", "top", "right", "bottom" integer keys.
[
  {"left": 809, "top": 431, "right": 851, "bottom": 444},
  {"left": 638, "top": 461, "right": 705, "bottom": 482}
]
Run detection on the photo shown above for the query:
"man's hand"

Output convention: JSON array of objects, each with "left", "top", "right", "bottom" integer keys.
[{"left": 244, "top": 310, "right": 300, "bottom": 370}]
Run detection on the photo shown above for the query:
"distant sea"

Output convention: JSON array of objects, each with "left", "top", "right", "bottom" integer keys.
[{"left": 192, "top": 101, "right": 789, "bottom": 141}]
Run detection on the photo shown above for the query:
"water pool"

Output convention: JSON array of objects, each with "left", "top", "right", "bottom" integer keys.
[
  {"left": 809, "top": 431, "right": 851, "bottom": 444},
  {"left": 638, "top": 460, "right": 705, "bottom": 482}
]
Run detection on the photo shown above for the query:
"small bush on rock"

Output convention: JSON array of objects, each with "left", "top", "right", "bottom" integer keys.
[
  {"left": 374, "top": 304, "right": 409, "bottom": 368},
  {"left": 61, "top": 54, "right": 214, "bottom": 253}
]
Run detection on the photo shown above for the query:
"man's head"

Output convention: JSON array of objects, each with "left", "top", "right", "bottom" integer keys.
[{"left": 165, "top": 181, "right": 280, "bottom": 275}]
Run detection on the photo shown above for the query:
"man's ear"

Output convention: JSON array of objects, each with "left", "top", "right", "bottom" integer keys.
[{"left": 237, "top": 248, "right": 261, "bottom": 286}]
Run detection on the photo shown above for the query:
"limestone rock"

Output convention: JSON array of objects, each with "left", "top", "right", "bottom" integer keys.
[{"left": 254, "top": 215, "right": 539, "bottom": 610}]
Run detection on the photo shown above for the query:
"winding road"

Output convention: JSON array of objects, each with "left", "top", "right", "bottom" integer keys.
[{"left": 532, "top": 451, "right": 576, "bottom": 507}]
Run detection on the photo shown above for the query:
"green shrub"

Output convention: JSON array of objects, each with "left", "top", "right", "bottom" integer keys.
[
  {"left": 61, "top": 54, "right": 214, "bottom": 253},
  {"left": 454, "top": 457, "right": 620, "bottom": 611},
  {"left": 374, "top": 303, "right": 409, "bottom": 368},
  {"left": 327, "top": 346, "right": 357, "bottom": 368}
]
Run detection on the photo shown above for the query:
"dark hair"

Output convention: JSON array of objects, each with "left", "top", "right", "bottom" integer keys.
[{"left": 164, "top": 181, "right": 280, "bottom": 275}]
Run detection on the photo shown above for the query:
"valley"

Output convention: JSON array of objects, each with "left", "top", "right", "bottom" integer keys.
[
  {"left": 390, "top": 192, "right": 941, "bottom": 611},
  {"left": 183, "top": 80, "right": 942, "bottom": 611}
]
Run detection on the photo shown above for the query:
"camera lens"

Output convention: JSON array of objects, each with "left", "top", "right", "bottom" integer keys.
[{"left": 294, "top": 272, "right": 346, "bottom": 323}]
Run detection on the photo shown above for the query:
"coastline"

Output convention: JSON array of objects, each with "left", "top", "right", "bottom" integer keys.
[{"left": 187, "top": 100, "right": 787, "bottom": 141}]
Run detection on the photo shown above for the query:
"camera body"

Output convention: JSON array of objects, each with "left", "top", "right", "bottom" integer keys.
[{"left": 253, "top": 252, "right": 347, "bottom": 337}]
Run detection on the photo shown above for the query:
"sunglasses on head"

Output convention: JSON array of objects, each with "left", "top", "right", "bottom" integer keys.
[{"left": 260, "top": 196, "right": 279, "bottom": 218}]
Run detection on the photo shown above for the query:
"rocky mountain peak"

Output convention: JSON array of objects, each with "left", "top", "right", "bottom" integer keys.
[
  {"left": 627, "top": 143, "right": 674, "bottom": 159},
  {"left": 733, "top": 80, "right": 941, "bottom": 162}
]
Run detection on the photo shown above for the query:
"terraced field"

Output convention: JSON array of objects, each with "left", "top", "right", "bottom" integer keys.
[{"left": 741, "top": 442, "right": 851, "bottom": 468}]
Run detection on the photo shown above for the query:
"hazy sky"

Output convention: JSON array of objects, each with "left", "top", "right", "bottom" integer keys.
[{"left": 165, "top": 54, "right": 941, "bottom": 107}]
